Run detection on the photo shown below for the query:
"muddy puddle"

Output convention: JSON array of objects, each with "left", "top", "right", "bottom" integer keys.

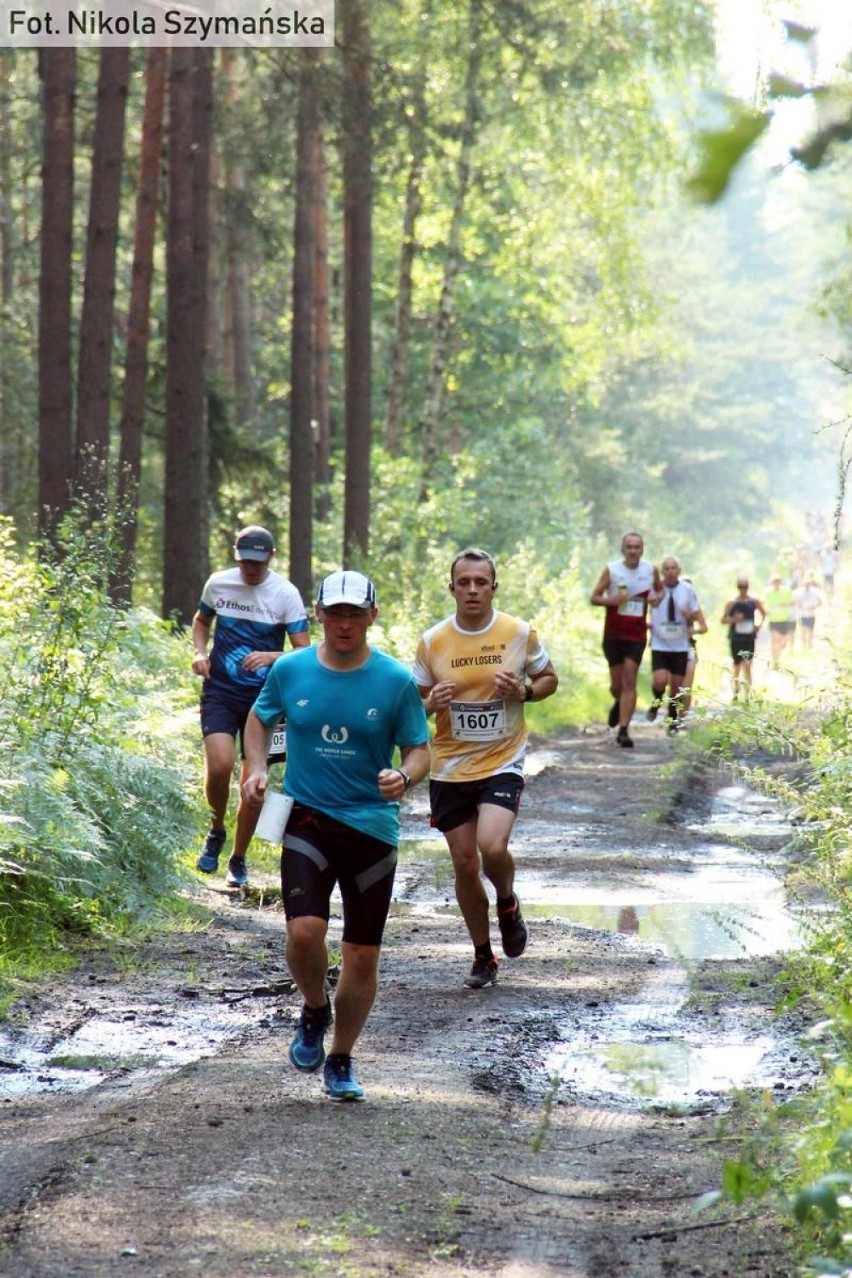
[
  {"left": 1, "top": 749, "right": 813, "bottom": 1112},
  {"left": 0, "top": 997, "right": 262, "bottom": 1098},
  {"left": 395, "top": 763, "right": 812, "bottom": 1111},
  {"left": 533, "top": 778, "right": 809, "bottom": 1110}
]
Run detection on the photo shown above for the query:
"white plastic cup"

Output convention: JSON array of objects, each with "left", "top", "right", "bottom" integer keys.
[{"left": 254, "top": 791, "right": 294, "bottom": 844}]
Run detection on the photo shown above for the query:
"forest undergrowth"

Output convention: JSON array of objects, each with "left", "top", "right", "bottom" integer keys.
[
  {"left": 682, "top": 669, "right": 852, "bottom": 1277},
  {"left": 2, "top": 511, "right": 852, "bottom": 1273},
  {"left": 0, "top": 513, "right": 204, "bottom": 1004}
]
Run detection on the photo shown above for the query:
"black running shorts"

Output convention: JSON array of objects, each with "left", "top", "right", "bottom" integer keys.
[
  {"left": 429, "top": 773, "right": 524, "bottom": 834},
  {"left": 651, "top": 649, "right": 689, "bottom": 677},
  {"left": 602, "top": 637, "right": 646, "bottom": 667},
  {"left": 281, "top": 804, "right": 397, "bottom": 947}
]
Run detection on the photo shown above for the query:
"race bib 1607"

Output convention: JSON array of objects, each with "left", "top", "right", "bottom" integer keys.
[{"left": 449, "top": 699, "right": 508, "bottom": 742}]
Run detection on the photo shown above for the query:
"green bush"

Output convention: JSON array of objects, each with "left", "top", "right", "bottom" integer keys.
[{"left": 0, "top": 512, "right": 203, "bottom": 994}]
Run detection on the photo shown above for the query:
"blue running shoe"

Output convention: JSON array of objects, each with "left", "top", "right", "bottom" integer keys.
[
  {"left": 196, "top": 828, "right": 226, "bottom": 873},
  {"left": 289, "top": 1002, "right": 332, "bottom": 1072},
  {"left": 323, "top": 1054, "right": 364, "bottom": 1101},
  {"left": 225, "top": 856, "right": 248, "bottom": 887}
]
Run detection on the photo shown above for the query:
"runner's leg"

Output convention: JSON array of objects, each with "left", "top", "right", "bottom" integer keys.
[
  {"left": 445, "top": 816, "right": 490, "bottom": 947},
  {"left": 476, "top": 804, "right": 518, "bottom": 899},
  {"left": 203, "top": 732, "right": 236, "bottom": 828}
]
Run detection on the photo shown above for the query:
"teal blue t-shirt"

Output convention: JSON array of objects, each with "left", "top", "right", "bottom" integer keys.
[{"left": 252, "top": 646, "right": 429, "bottom": 845}]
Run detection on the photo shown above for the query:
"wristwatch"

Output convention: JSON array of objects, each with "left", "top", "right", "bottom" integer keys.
[
  {"left": 396, "top": 768, "right": 412, "bottom": 791},
  {"left": 524, "top": 681, "right": 534, "bottom": 702}
]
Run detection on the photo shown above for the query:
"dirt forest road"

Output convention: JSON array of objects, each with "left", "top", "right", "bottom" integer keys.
[{"left": 0, "top": 725, "right": 805, "bottom": 1278}]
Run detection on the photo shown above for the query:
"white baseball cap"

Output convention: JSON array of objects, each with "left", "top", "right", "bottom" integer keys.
[{"left": 316, "top": 570, "right": 377, "bottom": 610}]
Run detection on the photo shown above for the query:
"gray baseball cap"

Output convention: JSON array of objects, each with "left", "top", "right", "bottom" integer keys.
[{"left": 234, "top": 526, "right": 274, "bottom": 562}]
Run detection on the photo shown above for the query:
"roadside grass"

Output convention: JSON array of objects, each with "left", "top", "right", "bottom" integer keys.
[{"left": 677, "top": 598, "right": 852, "bottom": 1276}]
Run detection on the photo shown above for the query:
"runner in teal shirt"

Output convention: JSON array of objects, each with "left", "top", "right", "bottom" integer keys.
[
  {"left": 252, "top": 643, "right": 427, "bottom": 846},
  {"left": 242, "top": 570, "right": 430, "bottom": 1103}
]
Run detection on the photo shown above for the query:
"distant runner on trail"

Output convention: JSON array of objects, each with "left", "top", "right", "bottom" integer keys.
[
  {"left": 413, "top": 548, "right": 558, "bottom": 991},
  {"left": 765, "top": 574, "right": 795, "bottom": 668},
  {"left": 820, "top": 546, "right": 838, "bottom": 598},
  {"left": 645, "top": 556, "right": 702, "bottom": 734},
  {"left": 794, "top": 578, "right": 822, "bottom": 652},
  {"left": 721, "top": 577, "right": 766, "bottom": 702},
  {"left": 241, "top": 571, "right": 430, "bottom": 1102},
  {"left": 191, "top": 526, "right": 309, "bottom": 888},
  {"left": 589, "top": 531, "right": 662, "bottom": 748},
  {"left": 679, "top": 579, "right": 708, "bottom": 718}
]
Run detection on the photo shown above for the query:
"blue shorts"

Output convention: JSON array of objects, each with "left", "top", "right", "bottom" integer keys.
[
  {"left": 200, "top": 684, "right": 256, "bottom": 739},
  {"left": 429, "top": 773, "right": 524, "bottom": 834}
]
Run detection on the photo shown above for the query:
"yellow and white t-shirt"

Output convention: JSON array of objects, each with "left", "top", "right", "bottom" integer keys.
[{"left": 412, "top": 610, "right": 551, "bottom": 782}]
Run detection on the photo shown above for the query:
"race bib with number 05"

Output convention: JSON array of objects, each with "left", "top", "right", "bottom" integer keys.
[{"left": 267, "top": 722, "right": 287, "bottom": 763}]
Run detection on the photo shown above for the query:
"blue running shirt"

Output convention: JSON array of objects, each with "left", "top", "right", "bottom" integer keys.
[
  {"left": 252, "top": 646, "right": 429, "bottom": 845},
  {"left": 198, "top": 567, "right": 309, "bottom": 695}
]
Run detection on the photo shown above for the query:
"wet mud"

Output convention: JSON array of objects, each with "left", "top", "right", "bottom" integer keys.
[{"left": 0, "top": 723, "right": 813, "bottom": 1277}]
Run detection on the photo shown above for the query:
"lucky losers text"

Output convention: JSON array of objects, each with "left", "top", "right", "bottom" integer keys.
[
  {"left": 450, "top": 654, "right": 505, "bottom": 668},
  {"left": 7, "top": 7, "right": 327, "bottom": 38}
]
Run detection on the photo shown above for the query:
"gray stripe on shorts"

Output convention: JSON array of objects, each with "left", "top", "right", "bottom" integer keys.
[
  {"left": 355, "top": 849, "right": 398, "bottom": 893},
  {"left": 283, "top": 833, "right": 330, "bottom": 872}
]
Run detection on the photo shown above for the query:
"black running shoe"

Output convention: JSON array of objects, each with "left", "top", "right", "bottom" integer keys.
[
  {"left": 608, "top": 701, "right": 620, "bottom": 728},
  {"left": 498, "top": 893, "right": 528, "bottom": 957},
  {"left": 645, "top": 703, "right": 659, "bottom": 722},
  {"left": 617, "top": 727, "right": 634, "bottom": 748},
  {"left": 464, "top": 957, "right": 499, "bottom": 989}
]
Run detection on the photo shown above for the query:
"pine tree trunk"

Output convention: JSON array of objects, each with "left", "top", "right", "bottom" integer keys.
[
  {"left": 37, "top": 48, "right": 75, "bottom": 544},
  {"left": 385, "top": 70, "right": 427, "bottom": 457},
  {"left": 420, "top": 0, "right": 482, "bottom": 501},
  {"left": 0, "top": 52, "right": 15, "bottom": 512},
  {"left": 221, "top": 49, "right": 253, "bottom": 428},
  {"left": 312, "top": 60, "right": 332, "bottom": 523},
  {"left": 205, "top": 140, "right": 222, "bottom": 377},
  {"left": 341, "top": 0, "right": 372, "bottom": 563},
  {"left": 162, "top": 49, "right": 213, "bottom": 625},
  {"left": 289, "top": 49, "right": 318, "bottom": 603},
  {"left": 74, "top": 47, "right": 130, "bottom": 511},
  {"left": 111, "top": 47, "right": 167, "bottom": 606}
]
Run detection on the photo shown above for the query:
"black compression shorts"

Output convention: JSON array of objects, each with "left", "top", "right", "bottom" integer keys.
[{"left": 281, "top": 804, "right": 397, "bottom": 947}]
